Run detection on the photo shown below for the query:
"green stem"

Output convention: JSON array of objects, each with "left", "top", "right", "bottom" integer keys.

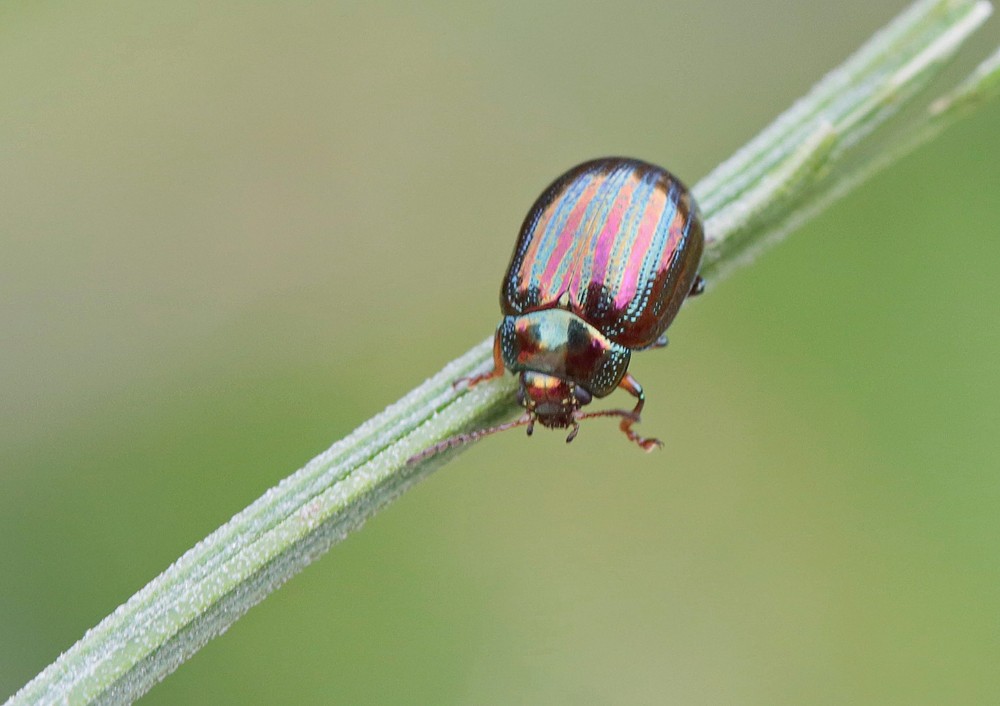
[{"left": 7, "top": 1, "right": 998, "bottom": 704}]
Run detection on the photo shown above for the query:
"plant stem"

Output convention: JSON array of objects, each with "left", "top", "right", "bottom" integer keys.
[{"left": 8, "top": 1, "right": 998, "bottom": 704}]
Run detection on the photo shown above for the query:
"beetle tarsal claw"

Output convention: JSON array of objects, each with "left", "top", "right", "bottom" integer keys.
[{"left": 637, "top": 437, "right": 664, "bottom": 452}]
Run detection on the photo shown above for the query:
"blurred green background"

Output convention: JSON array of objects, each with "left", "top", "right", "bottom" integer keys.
[{"left": 3, "top": 1, "right": 999, "bottom": 703}]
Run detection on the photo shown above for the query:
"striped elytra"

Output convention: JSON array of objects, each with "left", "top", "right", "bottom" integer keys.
[
  {"left": 503, "top": 158, "right": 703, "bottom": 349},
  {"left": 408, "top": 157, "right": 704, "bottom": 463}
]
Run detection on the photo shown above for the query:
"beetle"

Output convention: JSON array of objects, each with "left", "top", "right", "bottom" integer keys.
[{"left": 411, "top": 157, "right": 704, "bottom": 462}]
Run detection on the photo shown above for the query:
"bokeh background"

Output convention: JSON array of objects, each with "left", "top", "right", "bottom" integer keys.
[{"left": 3, "top": 1, "right": 999, "bottom": 703}]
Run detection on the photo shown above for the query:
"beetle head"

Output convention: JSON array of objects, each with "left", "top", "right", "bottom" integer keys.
[
  {"left": 516, "top": 371, "right": 592, "bottom": 432},
  {"left": 406, "top": 370, "right": 645, "bottom": 465}
]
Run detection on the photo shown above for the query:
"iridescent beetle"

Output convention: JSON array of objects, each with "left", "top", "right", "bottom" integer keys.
[{"left": 413, "top": 157, "right": 704, "bottom": 461}]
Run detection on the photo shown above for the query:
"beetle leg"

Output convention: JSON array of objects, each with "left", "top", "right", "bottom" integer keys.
[
  {"left": 647, "top": 334, "right": 669, "bottom": 350},
  {"left": 616, "top": 373, "right": 663, "bottom": 451},
  {"left": 688, "top": 275, "right": 705, "bottom": 297},
  {"left": 456, "top": 331, "right": 505, "bottom": 388},
  {"left": 566, "top": 421, "right": 580, "bottom": 443}
]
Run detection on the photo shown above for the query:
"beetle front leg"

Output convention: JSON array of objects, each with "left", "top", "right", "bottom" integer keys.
[
  {"left": 456, "top": 330, "right": 506, "bottom": 388},
  {"left": 616, "top": 373, "right": 663, "bottom": 451}
]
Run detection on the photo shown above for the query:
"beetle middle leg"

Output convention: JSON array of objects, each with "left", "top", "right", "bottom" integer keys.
[{"left": 645, "top": 334, "right": 669, "bottom": 350}]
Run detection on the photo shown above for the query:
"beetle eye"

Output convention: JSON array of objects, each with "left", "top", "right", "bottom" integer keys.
[{"left": 573, "top": 387, "right": 592, "bottom": 405}]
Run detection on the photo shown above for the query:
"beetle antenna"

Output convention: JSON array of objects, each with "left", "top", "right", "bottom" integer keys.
[{"left": 407, "top": 415, "right": 533, "bottom": 465}]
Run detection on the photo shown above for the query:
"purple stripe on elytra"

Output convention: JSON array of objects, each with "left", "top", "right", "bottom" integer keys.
[
  {"left": 572, "top": 165, "right": 634, "bottom": 305},
  {"left": 527, "top": 169, "right": 594, "bottom": 290},
  {"left": 588, "top": 174, "right": 637, "bottom": 290},
  {"left": 606, "top": 172, "right": 658, "bottom": 307},
  {"left": 622, "top": 181, "right": 679, "bottom": 315},
  {"left": 539, "top": 176, "right": 603, "bottom": 295}
]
